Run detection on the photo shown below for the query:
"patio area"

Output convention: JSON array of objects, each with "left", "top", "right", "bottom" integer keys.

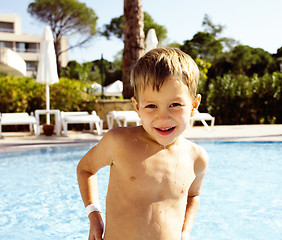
[{"left": 0, "top": 124, "right": 282, "bottom": 152}]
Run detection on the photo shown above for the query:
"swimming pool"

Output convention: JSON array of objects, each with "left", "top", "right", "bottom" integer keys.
[{"left": 0, "top": 142, "right": 281, "bottom": 239}]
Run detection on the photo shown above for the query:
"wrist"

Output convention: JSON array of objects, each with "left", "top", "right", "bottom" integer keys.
[{"left": 86, "top": 203, "right": 102, "bottom": 216}]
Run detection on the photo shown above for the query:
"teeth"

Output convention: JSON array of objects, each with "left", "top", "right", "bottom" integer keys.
[{"left": 158, "top": 127, "right": 173, "bottom": 131}]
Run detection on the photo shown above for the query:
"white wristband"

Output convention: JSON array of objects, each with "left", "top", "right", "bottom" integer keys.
[{"left": 86, "top": 203, "right": 102, "bottom": 216}]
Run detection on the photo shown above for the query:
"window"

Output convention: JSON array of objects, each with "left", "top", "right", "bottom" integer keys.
[
  {"left": 16, "top": 42, "right": 40, "bottom": 53},
  {"left": 26, "top": 43, "right": 39, "bottom": 53},
  {"left": 0, "top": 22, "right": 14, "bottom": 33},
  {"left": 26, "top": 61, "right": 37, "bottom": 72},
  {"left": 16, "top": 42, "right": 25, "bottom": 52},
  {"left": 0, "top": 41, "right": 13, "bottom": 49}
]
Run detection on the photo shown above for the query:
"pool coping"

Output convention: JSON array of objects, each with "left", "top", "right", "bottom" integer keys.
[{"left": 1, "top": 124, "right": 282, "bottom": 152}]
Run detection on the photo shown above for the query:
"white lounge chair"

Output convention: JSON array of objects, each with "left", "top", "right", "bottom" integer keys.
[
  {"left": 0, "top": 112, "right": 39, "bottom": 138},
  {"left": 190, "top": 110, "right": 215, "bottom": 131},
  {"left": 61, "top": 111, "right": 103, "bottom": 136},
  {"left": 107, "top": 110, "right": 141, "bottom": 129}
]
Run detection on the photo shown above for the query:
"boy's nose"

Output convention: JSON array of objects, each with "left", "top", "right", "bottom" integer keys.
[{"left": 157, "top": 108, "right": 171, "bottom": 120}]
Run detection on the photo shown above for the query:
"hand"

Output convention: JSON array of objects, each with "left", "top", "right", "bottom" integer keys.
[
  {"left": 88, "top": 212, "right": 104, "bottom": 240},
  {"left": 181, "top": 231, "right": 190, "bottom": 240}
]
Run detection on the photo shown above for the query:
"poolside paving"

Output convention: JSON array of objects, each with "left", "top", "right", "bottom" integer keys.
[
  {"left": 183, "top": 124, "right": 282, "bottom": 142},
  {"left": 0, "top": 124, "right": 282, "bottom": 152}
]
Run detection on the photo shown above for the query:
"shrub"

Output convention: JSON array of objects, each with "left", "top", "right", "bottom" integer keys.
[
  {"left": 204, "top": 72, "right": 282, "bottom": 124},
  {"left": 0, "top": 76, "right": 96, "bottom": 114}
]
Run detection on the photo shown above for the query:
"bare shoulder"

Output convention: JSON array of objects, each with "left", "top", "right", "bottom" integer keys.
[
  {"left": 100, "top": 126, "right": 142, "bottom": 152},
  {"left": 192, "top": 142, "right": 209, "bottom": 176},
  {"left": 101, "top": 126, "right": 146, "bottom": 166},
  {"left": 182, "top": 138, "right": 209, "bottom": 176},
  {"left": 78, "top": 127, "right": 139, "bottom": 170},
  {"left": 182, "top": 139, "right": 209, "bottom": 196},
  {"left": 106, "top": 125, "right": 138, "bottom": 136},
  {"left": 105, "top": 126, "right": 140, "bottom": 143}
]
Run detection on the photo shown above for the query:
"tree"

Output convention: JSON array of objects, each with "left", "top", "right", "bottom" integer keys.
[
  {"left": 60, "top": 60, "right": 91, "bottom": 82},
  {"left": 273, "top": 46, "right": 282, "bottom": 72},
  {"left": 28, "top": 0, "right": 98, "bottom": 74},
  {"left": 202, "top": 14, "right": 224, "bottom": 38},
  {"left": 167, "top": 42, "right": 182, "bottom": 49},
  {"left": 276, "top": 46, "right": 282, "bottom": 58},
  {"left": 181, "top": 32, "right": 223, "bottom": 62},
  {"left": 229, "top": 45, "right": 274, "bottom": 76},
  {"left": 207, "top": 53, "right": 233, "bottom": 78},
  {"left": 202, "top": 14, "right": 238, "bottom": 51},
  {"left": 101, "top": 11, "right": 167, "bottom": 43},
  {"left": 101, "top": 15, "right": 124, "bottom": 40},
  {"left": 208, "top": 45, "right": 275, "bottom": 78},
  {"left": 123, "top": 0, "right": 145, "bottom": 98}
]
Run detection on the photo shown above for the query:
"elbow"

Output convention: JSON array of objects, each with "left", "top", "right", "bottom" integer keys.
[
  {"left": 187, "top": 195, "right": 201, "bottom": 209},
  {"left": 188, "top": 195, "right": 200, "bottom": 200},
  {"left": 76, "top": 162, "right": 83, "bottom": 182},
  {"left": 76, "top": 161, "right": 83, "bottom": 176},
  {"left": 76, "top": 160, "right": 91, "bottom": 180},
  {"left": 188, "top": 195, "right": 201, "bottom": 204}
]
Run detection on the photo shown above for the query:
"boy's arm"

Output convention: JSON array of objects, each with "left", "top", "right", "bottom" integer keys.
[
  {"left": 181, "top": 195, "right": 200, "bottom": 240},
  {"left": 77, "top": 131, "right": 115, "bottom": 240},
  {"left": 77, "top": 171, "right": 104, "bottom": 240},
  {"left": 181, "top": 146, "right": 209, "bottom": 240}
]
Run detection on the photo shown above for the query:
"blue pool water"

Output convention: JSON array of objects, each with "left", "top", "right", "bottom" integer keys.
[{"left": 0, "top": 142, "right": 281, "bottom": 239}]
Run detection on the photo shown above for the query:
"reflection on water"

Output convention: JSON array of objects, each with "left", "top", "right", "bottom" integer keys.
[{"left": 0, "top": 142, "right": 281, "bottom": 239}]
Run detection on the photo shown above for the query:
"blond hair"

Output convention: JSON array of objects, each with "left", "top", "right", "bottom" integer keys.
[{"left": 130, "top": 48, "right": 199, "bottom": 99}]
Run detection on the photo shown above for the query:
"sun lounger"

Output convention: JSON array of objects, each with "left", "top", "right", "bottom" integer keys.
[
  {"left": 0, "top": 112, "right": 39, "bottom": 138},
  {"left": 61, "top": 111, "right": 103, "bottom": 136},
  {"left": 190, "top": 110, "right": 215, "bottom": 131},
  {"left": 106, "top": 110, "right": 141, "bottom": 129}
]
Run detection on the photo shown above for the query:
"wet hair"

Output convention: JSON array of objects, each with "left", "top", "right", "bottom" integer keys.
[{"left": 130, "top": 47, "right": 199, "bottom": 100}]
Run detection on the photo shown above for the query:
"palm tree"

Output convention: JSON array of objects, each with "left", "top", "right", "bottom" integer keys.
[{"left": 122, "top": 0, "right": 145, "bottom": 98}]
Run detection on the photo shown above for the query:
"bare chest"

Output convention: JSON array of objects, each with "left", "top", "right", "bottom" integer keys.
[{"left": 110, "top": 149, "right": 195, "bottom": 203}]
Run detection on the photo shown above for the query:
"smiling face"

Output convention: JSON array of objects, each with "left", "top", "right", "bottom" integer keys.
[{"left": 133, "top": 76, "right": 198, "bottom": 147}]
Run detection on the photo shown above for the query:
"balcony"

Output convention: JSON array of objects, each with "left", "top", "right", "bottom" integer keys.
[
  {"left": 0, "top": 27, "right": 14, "bottom": 33},
  {"left": 0, "top": 46, "right": 26, "bottom": 76},
  {"left": 16, "top": 48, "right": 39, "bottom": 53}
]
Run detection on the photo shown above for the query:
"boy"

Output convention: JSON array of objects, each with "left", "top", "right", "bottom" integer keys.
[{"left": 77, "top": 48, "right": 209, "bottom": 240}]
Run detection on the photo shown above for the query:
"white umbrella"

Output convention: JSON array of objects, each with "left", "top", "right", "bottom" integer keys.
[
  {"left": 36, "top": 26, "right": 59, "bottom": 124},
  {"left": 104, "top": 80, "right": 123, "bottom": 96},
  {"left": 90, "top": 82, "right": 102, "bottom": 96},
  {"left": 145, "top": 28, "right": 158, "bottom": 53}
]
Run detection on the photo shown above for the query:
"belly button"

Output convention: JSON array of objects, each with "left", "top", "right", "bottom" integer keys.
[{"left": 130, "top": 176, "right": 136, "bottom": 181}]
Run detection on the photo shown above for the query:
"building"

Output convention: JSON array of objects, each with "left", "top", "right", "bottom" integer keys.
[{"left": 0, "top": 14, "right": 68, "bottom": 77}]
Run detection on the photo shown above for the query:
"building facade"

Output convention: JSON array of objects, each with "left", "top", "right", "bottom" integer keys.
[{"left": 0, "top": 14, "right": 68, "bottom": 77}]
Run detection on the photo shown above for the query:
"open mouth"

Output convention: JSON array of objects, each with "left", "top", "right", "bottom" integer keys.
[{"left": 155, "top": 126, "right": 176, "bottom": 135}]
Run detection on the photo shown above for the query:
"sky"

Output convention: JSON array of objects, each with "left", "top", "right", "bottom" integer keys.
[{"left": 2, "top": 0, "right": 282, "bottom": 63}]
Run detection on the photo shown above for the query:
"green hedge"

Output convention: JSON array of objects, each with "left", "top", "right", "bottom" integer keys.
[
  {"left": 1, "top": 73, "right": 281, "bottom": 125},
  {"left": 0, "top": 76, "right": 96, "bottom": 114},
  {"left": 201, "top": 72, "right": 282, "bottom": 124}
]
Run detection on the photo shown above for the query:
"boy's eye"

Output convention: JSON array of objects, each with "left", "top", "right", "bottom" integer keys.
[
  {"left": 145, "top": 104, "right": 157, "bottom": 108},
  {"left": 170, "top": 103, "right": 182, "bottom": 107}
]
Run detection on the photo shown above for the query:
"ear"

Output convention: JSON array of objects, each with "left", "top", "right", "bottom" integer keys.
[
  {"left": 191, "top": 94, "right": 201, "bottom": 117},
  {"left": 131, "top": 97, "right": 140, "bottom": 114}
]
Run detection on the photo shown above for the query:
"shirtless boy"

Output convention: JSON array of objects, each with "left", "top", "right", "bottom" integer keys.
[{"left": 77, "top": 48, "right": 209, "bottom": 240}]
